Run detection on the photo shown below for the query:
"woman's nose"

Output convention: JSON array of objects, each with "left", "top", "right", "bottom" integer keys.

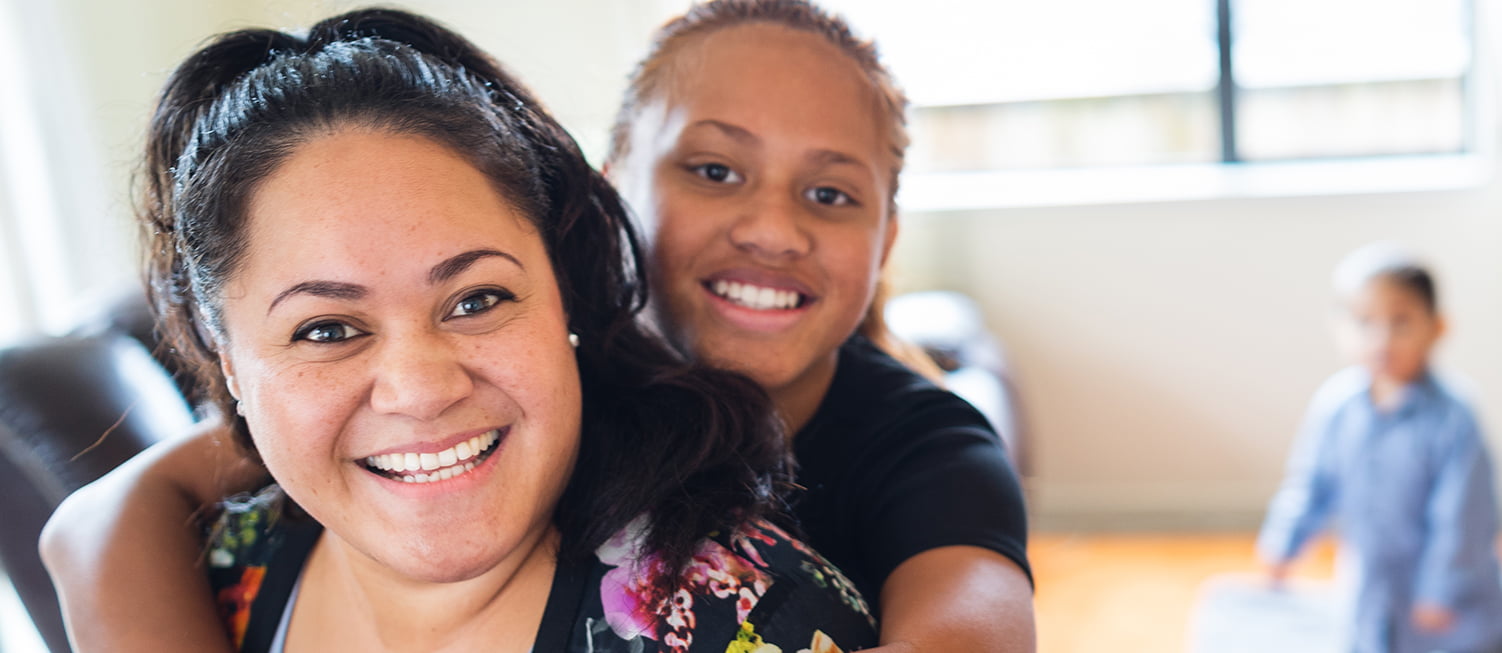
[
  {"left": 727, "top": 189, "right": 813, "bottom": 260},
  {"left": 369, "top": 331, "right": 473, "bottom": 421}
]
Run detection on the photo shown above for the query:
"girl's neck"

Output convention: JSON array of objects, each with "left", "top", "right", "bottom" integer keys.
[
  {"left": 287, "top": 526, "right": 560, "bottom": 652},
  {"left": 771, "top": 351, "right": 841, "bottom": 437}
]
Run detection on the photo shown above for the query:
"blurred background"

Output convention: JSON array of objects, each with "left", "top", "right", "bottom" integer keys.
[{"left": 0, "top": 0, "right": 1496, "bottom": 650}]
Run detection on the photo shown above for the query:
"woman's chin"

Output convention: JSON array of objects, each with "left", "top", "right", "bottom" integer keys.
[{"left": 372, "top": 540, "right": 523, "bottom": 585}]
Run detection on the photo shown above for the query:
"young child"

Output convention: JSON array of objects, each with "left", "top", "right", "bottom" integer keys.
[{"left": 1259, "top": 242, "right": 1502, "bottom": 653}]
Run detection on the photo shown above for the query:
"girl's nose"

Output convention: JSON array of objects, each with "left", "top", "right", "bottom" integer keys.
[
  {"left": 369, "top": 331, "right": 473, "bottom": 421},
  {"left": 727, "top": 190, "right": 813, "bottom": 260}
]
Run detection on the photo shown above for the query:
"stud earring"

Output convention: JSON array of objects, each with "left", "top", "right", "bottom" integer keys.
[
  {"left": 235, "top": 400, "right": 245, "bottom": 416},
  {"left": 568, "top": 333, "right": 580, "bottom": 348}
]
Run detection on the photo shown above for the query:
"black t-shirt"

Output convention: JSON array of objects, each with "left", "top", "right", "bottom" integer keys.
[{"left": 791, "top": 336, "right": 1032, "bottom": 605}]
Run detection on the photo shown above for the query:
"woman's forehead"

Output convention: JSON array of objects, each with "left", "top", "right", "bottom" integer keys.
[{"left": 241, "top": 131, "right": 546, "bottom": 274}]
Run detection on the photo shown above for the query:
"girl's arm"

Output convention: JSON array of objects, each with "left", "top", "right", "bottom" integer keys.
[
  {"left": 40, "top": 417, "right": 262, "bottom": 653},
  {"left": 873, "top": 546, "right": 1036, "bottom": 652}
]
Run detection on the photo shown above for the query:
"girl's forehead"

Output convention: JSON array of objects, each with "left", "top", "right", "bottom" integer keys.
[{"left": 650, "top": 25, "right": 898, "bottom": 170}]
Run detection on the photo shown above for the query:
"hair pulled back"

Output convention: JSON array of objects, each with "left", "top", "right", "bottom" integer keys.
[{"left": 144, "top": 7, "right": 789, "bottom": 588}]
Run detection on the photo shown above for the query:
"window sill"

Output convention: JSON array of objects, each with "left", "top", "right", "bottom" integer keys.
[{"left": 896, "top": 154, "right": 1493, "bottom": 213}]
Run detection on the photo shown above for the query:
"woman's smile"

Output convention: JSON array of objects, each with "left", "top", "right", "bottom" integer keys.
[{"left": 360, "top": 426, "right": 507, "bottom": 484}]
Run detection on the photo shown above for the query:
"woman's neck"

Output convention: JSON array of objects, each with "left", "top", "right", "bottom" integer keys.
[{"left": 287, "top": 526, "right": 560, "bottom": 652}]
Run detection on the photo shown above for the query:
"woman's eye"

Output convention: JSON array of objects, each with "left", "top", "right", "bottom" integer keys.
[
  {"left": 690, "top": 163, "right": 742, "bottom": 184},
  {"left": 806, "top": 186, "right": 854, "bottom": 206},
  {"left": 448, "top": 290, "right": 510, "bottom": 319},
  {"left": 293, "top": 321, "right": 365, "bottom": 344}
]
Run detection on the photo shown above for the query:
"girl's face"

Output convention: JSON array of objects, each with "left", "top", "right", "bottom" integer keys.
[
  {"left": 1337, "top": 276, "right": 1444, "bottom": 385},
  {"left": 614, "top": 23, "right": 898, "bottom": 418},
  {"left": 215, "top": 130, "right": 581, "bottom": 584}
]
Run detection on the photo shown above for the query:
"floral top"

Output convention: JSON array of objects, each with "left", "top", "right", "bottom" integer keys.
[{"left": 208, "top": 488, "right": 877, "bottom": 652}]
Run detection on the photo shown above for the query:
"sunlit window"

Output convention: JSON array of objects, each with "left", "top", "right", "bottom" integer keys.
[
  {"left": 1234, "top": 0, "right": 1471, "bottom": 161},
  {"left": 824, "top": 0, "right": 1473, "bottom": 173}
]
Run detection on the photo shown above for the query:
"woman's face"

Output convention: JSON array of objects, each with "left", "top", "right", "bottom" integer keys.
[
  {"left": 215, "top": 130, "right": 581, "bottom": 584},
  {"left": 613, "top": 23, "right": 898, "bottom": 413}
]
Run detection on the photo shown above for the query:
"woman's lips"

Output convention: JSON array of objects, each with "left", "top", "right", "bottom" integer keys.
[{"left": 360, "top": 427, "right": 505, "bottom": 484}]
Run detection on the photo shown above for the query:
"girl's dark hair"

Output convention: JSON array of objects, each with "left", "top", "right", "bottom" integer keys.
[{"left": 144, "top": 7, "right": 789, "bottom": 595}]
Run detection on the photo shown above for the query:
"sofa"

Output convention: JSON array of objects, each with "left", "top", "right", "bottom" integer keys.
[{"left": 0, "top": 290, "right": 195, "bottom": 653}]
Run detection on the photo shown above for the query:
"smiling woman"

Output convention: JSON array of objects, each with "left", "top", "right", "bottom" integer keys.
[{"left": 44, "top": 8, "right": 878, "bottom": 652}]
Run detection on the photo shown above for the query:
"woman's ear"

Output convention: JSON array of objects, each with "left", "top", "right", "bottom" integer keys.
[{"left": 219, "top": 352, "right": 242, "bottom": 401}]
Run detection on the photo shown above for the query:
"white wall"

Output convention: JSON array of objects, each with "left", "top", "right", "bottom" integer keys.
[
  {"left": 893, "top": 184, "right": 1502, "bottom": 528},
  {"left": 25, "top": 0, "right": 1502, "bottom": 529}
]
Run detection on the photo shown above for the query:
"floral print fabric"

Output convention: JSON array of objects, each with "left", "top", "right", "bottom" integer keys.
[{"left": 207, "top": 489, "right": 877, "bottom": 652}]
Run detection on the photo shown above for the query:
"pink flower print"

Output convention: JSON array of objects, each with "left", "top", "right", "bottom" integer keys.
[
  {"left": 730, "top": 522, "right": 782, "bottom": 568},
  {"left": 736, "top": 586, "right": 760, "bottom": 623}
]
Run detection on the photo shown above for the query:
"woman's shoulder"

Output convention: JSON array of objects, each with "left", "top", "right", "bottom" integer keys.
[{"left": 572, "top": 516, "right": 877, "bottom": 652}]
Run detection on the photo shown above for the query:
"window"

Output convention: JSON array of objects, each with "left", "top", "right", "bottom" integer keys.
[
  {"left": 822, "top": 0, "right": 1475, "bottom": 180},
  {"left": 1232, "top": 0, "right": 1471, "bottom": 161}
]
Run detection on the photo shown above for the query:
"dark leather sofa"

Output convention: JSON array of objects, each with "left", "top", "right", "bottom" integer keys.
[{"left": 0, "top": 290, "right": 195, "bottom": 653}]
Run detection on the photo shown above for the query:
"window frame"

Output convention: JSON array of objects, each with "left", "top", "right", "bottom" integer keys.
[{"left": 890, "top": 0, "right": 1485, "bottom": 212}]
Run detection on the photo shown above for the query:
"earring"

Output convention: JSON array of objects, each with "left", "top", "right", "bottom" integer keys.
[
  {"left": 235, "top": 400, "right": 245, "bottom": 416},
  {"left": 568, "top": 333, "right": 580, "bottom": 348}
]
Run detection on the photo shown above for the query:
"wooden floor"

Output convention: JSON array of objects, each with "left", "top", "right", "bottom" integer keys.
[{"left": 1030, "top": 532, "right": 1336, "bottom": 653}]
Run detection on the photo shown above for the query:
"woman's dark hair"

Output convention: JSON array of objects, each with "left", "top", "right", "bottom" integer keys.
[{"left": 144, "top": 7, "right": 789, "bottom": 597}]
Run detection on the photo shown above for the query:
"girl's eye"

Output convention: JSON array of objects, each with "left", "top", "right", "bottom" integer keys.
[
  {"left": 690, "top": 163, "right": 742, "bottom": 184},
  {"left": 806, "top": 186, "right": 854, "bottom": 206},
  {"left": 293, "top": 321, "right": 365, "bottom": 344},
  {"left": 448, "top": 289, "right": 511, "bottom": 319}
]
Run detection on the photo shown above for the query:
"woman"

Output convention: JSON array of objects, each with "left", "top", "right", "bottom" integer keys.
[
  {"left": 45, "top": 1, "right": 1034, "bottom": 650},
  {"left": 45, "top": 9, "right": 875, "bottom": 651}
]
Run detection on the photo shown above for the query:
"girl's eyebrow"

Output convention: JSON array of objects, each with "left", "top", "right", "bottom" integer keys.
[
  {"left": 266, "top": 249, "right": 522, "bottom": 315},
  {"left": 691, "top": 119, "right": 758, "bottom": 145}
]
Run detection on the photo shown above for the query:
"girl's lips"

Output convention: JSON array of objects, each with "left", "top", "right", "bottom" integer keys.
[
  {"left": 700, "top": 269, "right": 817, "bottom": 313},
  {"left": 699, "top": 283, "right": 812, "bottom": 334},
  {"left": 703, "top": 279, "right": 807, "bottom": 310}
]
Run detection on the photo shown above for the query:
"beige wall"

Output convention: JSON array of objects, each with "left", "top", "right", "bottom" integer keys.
[
  {"left": 893, "top": 185, "right": 1502, "bottom": 528},
  {"left": 33, "top": 0, "right": 1502, "bottom": 529}
]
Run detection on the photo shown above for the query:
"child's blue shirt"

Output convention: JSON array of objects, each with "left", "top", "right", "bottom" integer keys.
[{"left": 1259, "top": 367, "right": 1502, "bottom": 653}]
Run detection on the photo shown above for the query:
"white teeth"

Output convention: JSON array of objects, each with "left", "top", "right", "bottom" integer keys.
[
  {"left": 363, "top": 430, "right": 501, "bottom": 484},
  {"left": 711, "top": 280, "right": 803, "bottom": 311}
]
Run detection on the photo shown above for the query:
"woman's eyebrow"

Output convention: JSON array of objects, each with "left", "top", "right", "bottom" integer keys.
[
  {"left": 266, "top": 249, "right": 521, "bottom": 315},
  {"left": 268, "top": 281, "right": 366, "bottom": 314},
  {"left": 428, "top": 248, "right": 523, "bottom": 284}
]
